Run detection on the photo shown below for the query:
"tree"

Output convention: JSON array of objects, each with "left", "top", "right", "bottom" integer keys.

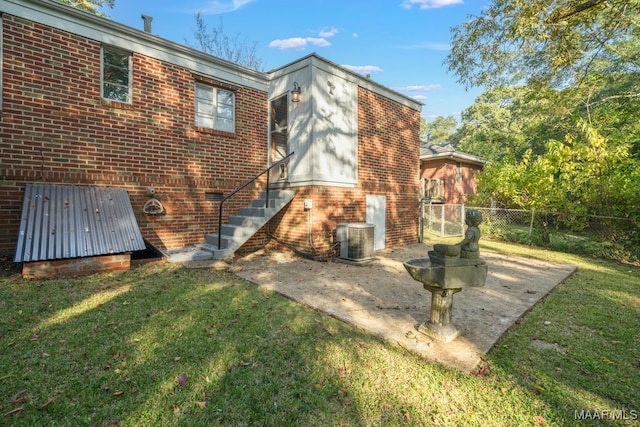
[
  {"left": 422, "top": 116, "right": 457, "bottom": 144},
  {"left": 57, "top": 0, "right": 114, "bottom": 15},
  {"left": 445, "top": 0, "right": 640, "bottom": 90},
  {"left": 475, "top": 119, "right": 640, "bottom": 219},
  {"left": 451, "top": 85, "right": 575, "bottom": 161},
  {"left": 190, "top": 13, "right": 263, "bottom": 71}
]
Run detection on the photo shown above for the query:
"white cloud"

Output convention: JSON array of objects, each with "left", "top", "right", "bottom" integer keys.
[
  {"left": 318, "top": 27, "right": 339, "bottom": 38},
  {"left": 412, "top": 95, "right": 429, "bottom": 101},
  {"left": 199, "top": 0, "right": 255, "bottom": 14},
  {"left": 394, "top": 84, "right": 441, "bottom": 92},
  {"left": 352, "top": 32, "right": 359, "bottom": 38},
  {"left": 401, "top": 0, "right": 463, "bottom": 10},
  {"left": 269, "top": 27, "right": 337, "bottom": 51},
  {"left": 269, "top": 37, "right": 331, "bottom": 50},
  {"left": 306, "top": 37, "right": 331, "bottom": 47},
  {"left": 341, "top": 64, "right": 383, "bottom": 76}
]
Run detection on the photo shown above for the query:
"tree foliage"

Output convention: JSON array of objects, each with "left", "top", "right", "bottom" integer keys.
[
  {"left": 446, "top": 0, "right": 640, "bottom": 89},
  {"left": 190, "top": 13, "right": 263, "bottom": 71},
  {"left": 56, "top": 0, "right": 114, "bottom": 15},
  {"left": 421, "top": 116, "right": 457, "bottom": 143},
  {"left": 475, "top": 120, "right": 640, "bottom": 219}
]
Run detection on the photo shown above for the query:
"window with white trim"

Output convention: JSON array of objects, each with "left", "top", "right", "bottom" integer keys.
[
  {"left": 101, "top": 46, "right": 132, "bottom": 103},
  {"left": 195, "top": 82, "right": 235, "bottom": 133}
]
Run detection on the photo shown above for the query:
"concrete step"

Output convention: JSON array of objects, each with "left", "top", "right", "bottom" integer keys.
[
  {"left": 228, "top": 215, "right": 265, "bottom": 227},
  {"left": 238, "top": 206, "right": 276, "bottom": 217},
  {"left": 220, "top": 224, "right": 256, "bottom": 240},
  {"left": 201, "top": 189, "right": 295, "bottom": 259}
]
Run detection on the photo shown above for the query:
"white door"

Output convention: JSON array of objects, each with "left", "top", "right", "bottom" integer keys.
[{"left": 366, "top": 195, "right": 386, "bottom": 250}]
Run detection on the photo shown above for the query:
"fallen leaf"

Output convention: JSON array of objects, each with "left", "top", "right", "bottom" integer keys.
[
  {"left": 177, "top": 373, "right": 187, "bottom": 386},
  {"left": 404, "top": 412, "right": 411, "bottom": 422},
  {"left": 173, "top": 406, "right": 180, "bottom": 415},
  {"left": 11, "top": 390, "right": 28, "bottom": 404},
  {"left": 113, "top": 390, "right": 124, "bottom": 396},
  {"left": 195, "top": 401, "right": 206, "bottom": 409},
  {"left": 534, "top": 415, "right": 546, "bottom": 423},
  {"left": 39, "top": 397, "right": 55, "bottom": 408},
  {"left": 3, "top": 407, "right": 23, "bottom": 417}
]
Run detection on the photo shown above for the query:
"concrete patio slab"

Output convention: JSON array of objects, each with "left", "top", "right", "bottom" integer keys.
[{"left": 228, "top": 243, "right": 576, "bottom": 373}]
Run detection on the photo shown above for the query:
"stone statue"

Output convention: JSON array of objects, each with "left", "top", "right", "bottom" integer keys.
[
  {"left": 432, "top": 210, "right": 483, "bottom": 263},
  {"left": 404, "top": 209, "right": 487, "bottom": 342},
  {"left": 459, "top": 210, "right": 482, "bottom": 259}
]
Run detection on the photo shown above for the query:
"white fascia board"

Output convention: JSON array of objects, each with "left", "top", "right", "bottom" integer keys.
[{"left": 0, "top": 0, "right": 268, "bottom": 91}]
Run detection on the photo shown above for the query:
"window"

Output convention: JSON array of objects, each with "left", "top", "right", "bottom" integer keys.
[
  {"left": 101, "top": 46, "right": 131, "bottom": 103},
  {"left": 195, "top": 82, "right": 235, "bottom": 133},
  {"left": 456, "top": 162, "right": 463, "bottom": 184}
]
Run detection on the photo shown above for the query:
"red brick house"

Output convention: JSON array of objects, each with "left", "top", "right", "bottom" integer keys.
[
  {"left": 420, "top": 143, "right": 485, "bottom": 205},
  {"left": 0, "top": 0, "right": 421, "bottom": 265}
]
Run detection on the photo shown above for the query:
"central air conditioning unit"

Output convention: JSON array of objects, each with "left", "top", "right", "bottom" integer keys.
[{"left": 336, "top": 223, "right": 375, "bottom": 262}]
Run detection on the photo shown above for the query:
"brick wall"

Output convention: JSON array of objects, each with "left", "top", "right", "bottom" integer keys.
[
  {"left": 0, "top": 14, "right": 421, "bottom": 260},
  {"left": 420, "top": 159, "right": 483, "bottom": 204},
  {"left": 0, "top": 15, "right": 268, "bottom": 256},
  {"left": 268, "top": 87, "right": 421, "bottom": 256}
]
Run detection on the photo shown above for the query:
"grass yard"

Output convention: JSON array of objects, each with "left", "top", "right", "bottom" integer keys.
[{"left": 1, "top": 242, "right": 638, "bottom": 426}]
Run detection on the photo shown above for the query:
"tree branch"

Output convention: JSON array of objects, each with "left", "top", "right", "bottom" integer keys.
[{"left": 548, "top": 0, "right": 609, "bottom": 23}]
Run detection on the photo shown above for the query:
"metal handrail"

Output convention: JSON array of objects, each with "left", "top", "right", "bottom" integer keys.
[{"left": 217, "top": 152, "right": 295, "bottom": 249}]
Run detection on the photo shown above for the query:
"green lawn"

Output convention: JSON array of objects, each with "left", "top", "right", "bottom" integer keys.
[{"left": 1, "top": 242, "right": 638, "bottom": 426}]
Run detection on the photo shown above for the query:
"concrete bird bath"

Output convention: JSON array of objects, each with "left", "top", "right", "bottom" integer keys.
[{"left": 404, "top": 210, "right": 488, "bottom": 342}]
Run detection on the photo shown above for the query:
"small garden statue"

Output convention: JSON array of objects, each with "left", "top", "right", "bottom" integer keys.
[
  {"left": 432, "top": 210, "right": 483, "bottom": 261},
  {"left": 459, "top": 210, "right": 482, "bottom": 259}
]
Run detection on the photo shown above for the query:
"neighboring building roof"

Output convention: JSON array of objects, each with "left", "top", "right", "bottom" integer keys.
[
  {"left": 420, "top": 142, "right": 486, "bottom": 166},
  {"left": 14, "top": 184, "right": 146, "bottom": 262}
]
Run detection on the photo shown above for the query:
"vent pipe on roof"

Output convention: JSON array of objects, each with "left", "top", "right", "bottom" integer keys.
[{"left": 141, "top": 14, "right": 153, "bottom": 33}]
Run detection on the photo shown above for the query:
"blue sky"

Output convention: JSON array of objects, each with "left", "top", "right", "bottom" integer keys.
[{"left": 105, "top": 0, "right": 487, "bottom": 122}]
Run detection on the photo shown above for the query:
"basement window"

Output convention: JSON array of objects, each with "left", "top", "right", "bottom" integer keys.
[
  {"left": 195, "top": 82, "right": 235, "bottom": 133},
  {"left": 205, "top": 192, "right": 224, "bottom": 202},
  {"left": 101, "top": 46, "right": 132, "bottom": 103}
]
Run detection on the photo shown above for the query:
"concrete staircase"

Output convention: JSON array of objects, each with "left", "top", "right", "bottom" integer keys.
[{"left": 194, "top": 189, "right": 295, "bottom": 259}]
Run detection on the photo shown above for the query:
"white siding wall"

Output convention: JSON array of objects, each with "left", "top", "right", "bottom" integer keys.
[{"left": 269, "top": 56, "right": 358, "bottom": 188}]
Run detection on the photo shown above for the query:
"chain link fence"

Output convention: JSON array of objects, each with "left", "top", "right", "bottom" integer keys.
[{"left": 421, "top": 202, "right": 639, "bottom": 264}]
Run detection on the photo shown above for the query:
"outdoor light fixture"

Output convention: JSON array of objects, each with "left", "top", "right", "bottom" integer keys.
[{"left": 291, "top": 82, "right": 301, "bottom": 103}]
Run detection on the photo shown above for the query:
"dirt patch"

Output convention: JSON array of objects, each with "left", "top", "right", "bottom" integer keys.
[{"left": 0, "top": 255, "right": 21, "bottom": 278}]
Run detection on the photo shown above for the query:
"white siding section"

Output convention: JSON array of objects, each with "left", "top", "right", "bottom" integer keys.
[{"left": 269, "top": 56, "right": 358, "bottom": 188}]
